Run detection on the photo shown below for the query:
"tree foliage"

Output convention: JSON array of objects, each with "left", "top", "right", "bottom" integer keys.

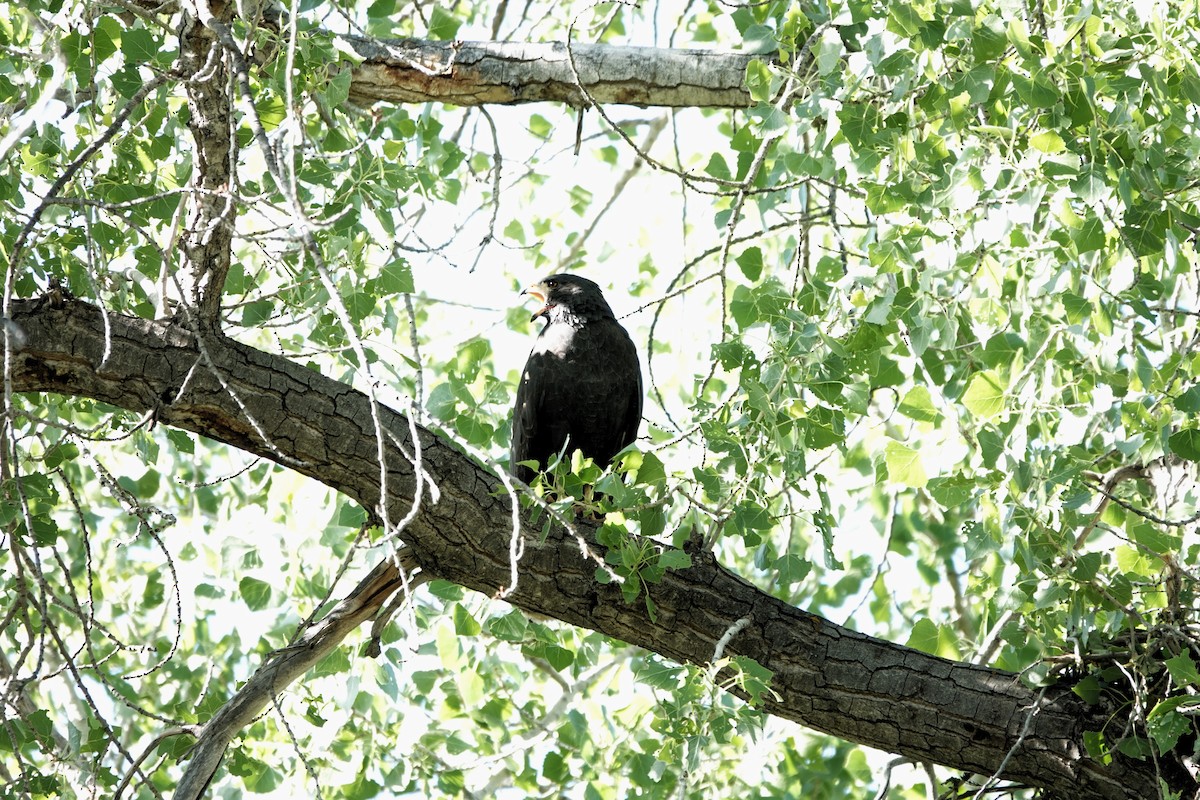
[{"left": 2, "top": 0, "right": 1200, "bottom": 798}]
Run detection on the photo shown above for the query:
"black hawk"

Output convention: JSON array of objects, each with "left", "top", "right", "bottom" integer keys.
[{"left": 510, "top": 274, "right": 642, "bottom": 484}]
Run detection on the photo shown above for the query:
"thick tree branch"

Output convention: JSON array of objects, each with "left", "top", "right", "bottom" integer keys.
[
  {"left": 7, "top": 299, "right": 1161, "bottom": 799},
  {"left": 343, "top": 38, "right": 765, "bottom": 108},
  {"left": 120, "top": 0, "right": 772, "bottom": 109}
]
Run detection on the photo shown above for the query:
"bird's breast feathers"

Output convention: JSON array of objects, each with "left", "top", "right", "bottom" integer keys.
[{"left": 532, "top": 318, "right": 579, "bottom": 358}]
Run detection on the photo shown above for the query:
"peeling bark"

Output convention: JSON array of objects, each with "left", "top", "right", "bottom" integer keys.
[
  {"left": 7, "top": 298, "right": 1163, "bottom": 799},
  {"left": 343, "top": 38, "right": 766, "bottom": 108},
  {"left": 122, "top": 0, "right": 773, "bottom": 109}
]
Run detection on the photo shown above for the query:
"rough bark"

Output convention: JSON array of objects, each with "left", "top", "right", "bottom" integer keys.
[
  {"left": 178, "top": 0, "right": 236, "bottom": 324},
  {"left": 343, "top": 38, "right": 765, "bottom": 108},
  {"left": 8, "top": 298, "right": 1163, "bottom": 800}
]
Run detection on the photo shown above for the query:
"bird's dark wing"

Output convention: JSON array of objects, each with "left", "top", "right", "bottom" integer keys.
[
  {"left": 564, "top": 318, "right": 641, "bottom": 466},
  {"left": 511, "top": 362, "right": 535, "bottom": 484},
  {"left": 510, "top": 353, "right": 542, "bottom": 484},
  {"left": 511, "top": 348, "right": 571, "bottom": 483}
]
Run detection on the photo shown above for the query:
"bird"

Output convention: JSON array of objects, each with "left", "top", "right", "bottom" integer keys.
[{"left": 510, "top": 274, "right": 642, "bottom": 485}]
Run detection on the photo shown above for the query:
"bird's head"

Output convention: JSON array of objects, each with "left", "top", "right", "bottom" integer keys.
[{"left": 522, "top": 274, "right": 615, "bottom": 325}]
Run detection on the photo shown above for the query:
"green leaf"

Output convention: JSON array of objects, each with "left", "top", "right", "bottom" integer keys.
[
  {"left": 542, "top": 751, "right": 568, "bottom": 782},
  {"left": 1124, "top": 202, "right": 1168, "bottom": 257},
  {"left": 92, "top": 16, "right": 121, "bottom": 64},
  {"left": 928, "top": 475, "right": 974, "bottom": 508},
  {"left": 730, "top": 501, "right": 773, "bottom": 544},
  {"left": 411, "top": 671, "right": 439, "bottom": 695},
  {"left": 962, "top": 370, "right": 1006, "bottom": 419},
  {"left": 976, "top": 427, "right": 1004, "bottom": 468},
  {"left": 120, "top": 28, "right": 157, "bottom": 64},
  {"left": 1114, "top": 546, "right": 1156, "bottom": 578},
  {"left": 736, "top": 246, "right": 763, "bottom": 281},
  {"left": 165, "top": 429, "right": 194, "bottom": 455},
  {"left": 241, "top": 299, "right": 274, "bottom": 326},
  {"left": 427, "top": 580, "right": 465, "bottom": 601},
  {"left": 238, "top": 577, "right": 272, "bottom": 611},
  {"left": 142, "top": 573, "right": 164, "bottom": 607},
  {"left": 335, "top": 502, "right": 367, "bottom": 527},
  {"left": 322, "top": 69, "right": 352, "bottom": 108},
  {"left": 657, "top": 550, "right": 692, "bottom": 571},
  {"left": 643, "top": 591, "right": 657, "bottom": 623},
  {"left": 1060, "top": 292, "right": 1092, "bottom": 324},
  {"left": 1029, "top": 130, "right": 1065, "bottom": 153},
  {"left": 1082, "top": 730, "right": 1111, "bottom": 763},
  {"left": 742, "top": 23, "right": 777, "bottom": 54},
  {"left": 454, "top": 415, "right": 494, "bottom": 447},
  {"left": 487, "top": 610, "right": 528, "bottom": 642},
  {"left": 730, "top": 655, "right": 776, "bottom": 706},
  {"left": 428, "top": 6, "right": 462, "bottom": 39},
  {"left": 195, "top": 583, "right": 223, "bottom": 599},
  {"left": 839, "top": 104, "right": 883, "bottom": 151},
  {"left": 503, "top": 219, "right": 526, "bottom": 243},
  {"left": 1071, "top": 552, "right": 1102, "bottom": 582},
  {"left": 1165, "top": 652, "right": 1200, "bottom": 687},
  {"left": 379, "top": 259, "right": 414, "bottom": 293},
  {"left": 745, "top": 60, "right": 772, "bottom": 103},
  {"left": 814, "top": 27, "right": 842, "bottom": 75},
  {"left": 1168, "top": 428, "right": 1200, "bottom": 461},
  {"left": 452, "top": 603, "right": 481, "bottom": 636},
  {"left": 705, "top": 152, "right": 731, "bottom": 181},
  {"left": 365, "top": 0, "right": 395, "bottom": 20},
  {"left": 543, "top": 644, "right": 575, "bottom": 671},
  {"left": 1147, "top": 697, "right": 1195, "bottom": 752},
  {"left": 426, "top": 382, "right": 457, "bottom": 421},
  {"left": 312, "top": 647, "right": 351, "bottom": 677},
  {"left": 1175, "top": 386, "right": 1200, "bottom": 414},
  {"left": 897, "top": 386, "right": 939, "bottom": 422},
  {"left": 622, "top": 449, "right": 666, "bottom": 486},
  {"left": 43, "top": 442, "right": 79, "bottom": 469},
  {"left": 887, "top": 4, "right": 923, "bottom": 37},
  {"left": 773, "top": 553, "right": 811, "bottom": 585},
  {"left": 254, "top": 94, "right": 287, "bottom": 131},
  {"left": 905, "top": 618, "right": 959, "bottom": 659},
  {"left": 1116, "top": 736, "right": 1152, "bottom": 759},
  {"left": 1072, "top": 675, "right": 1102, "bottom": 703},
  {"left": 980, "top": 333, "right": 1025, "bottom": 368},
  {"left": 906, "top": 618, "right": 940, "bottom": 654},
  {"left": 972, "top": 16, "right": 1007, "bottom": 60},
  {"left": 885, "top": 441, "right": 927, "bottom": 488},
  {"left": 1129, "top": 521, "right": 1180, "bottom": 555},
  {"left": 453, "top": 337, "right": 491, "bottom": 379},
  {"left": 455, "top": 669, "right": 484, "bottom": 706}
]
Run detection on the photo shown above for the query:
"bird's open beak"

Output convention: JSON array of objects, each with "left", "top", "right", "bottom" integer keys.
[{"left": 522, "top": 282, "right": 551, "bottom": 322}]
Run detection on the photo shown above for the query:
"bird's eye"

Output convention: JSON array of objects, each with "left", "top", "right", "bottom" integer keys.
[{"left": 546, "top": 279, "right": 557, "bottom": 287}]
